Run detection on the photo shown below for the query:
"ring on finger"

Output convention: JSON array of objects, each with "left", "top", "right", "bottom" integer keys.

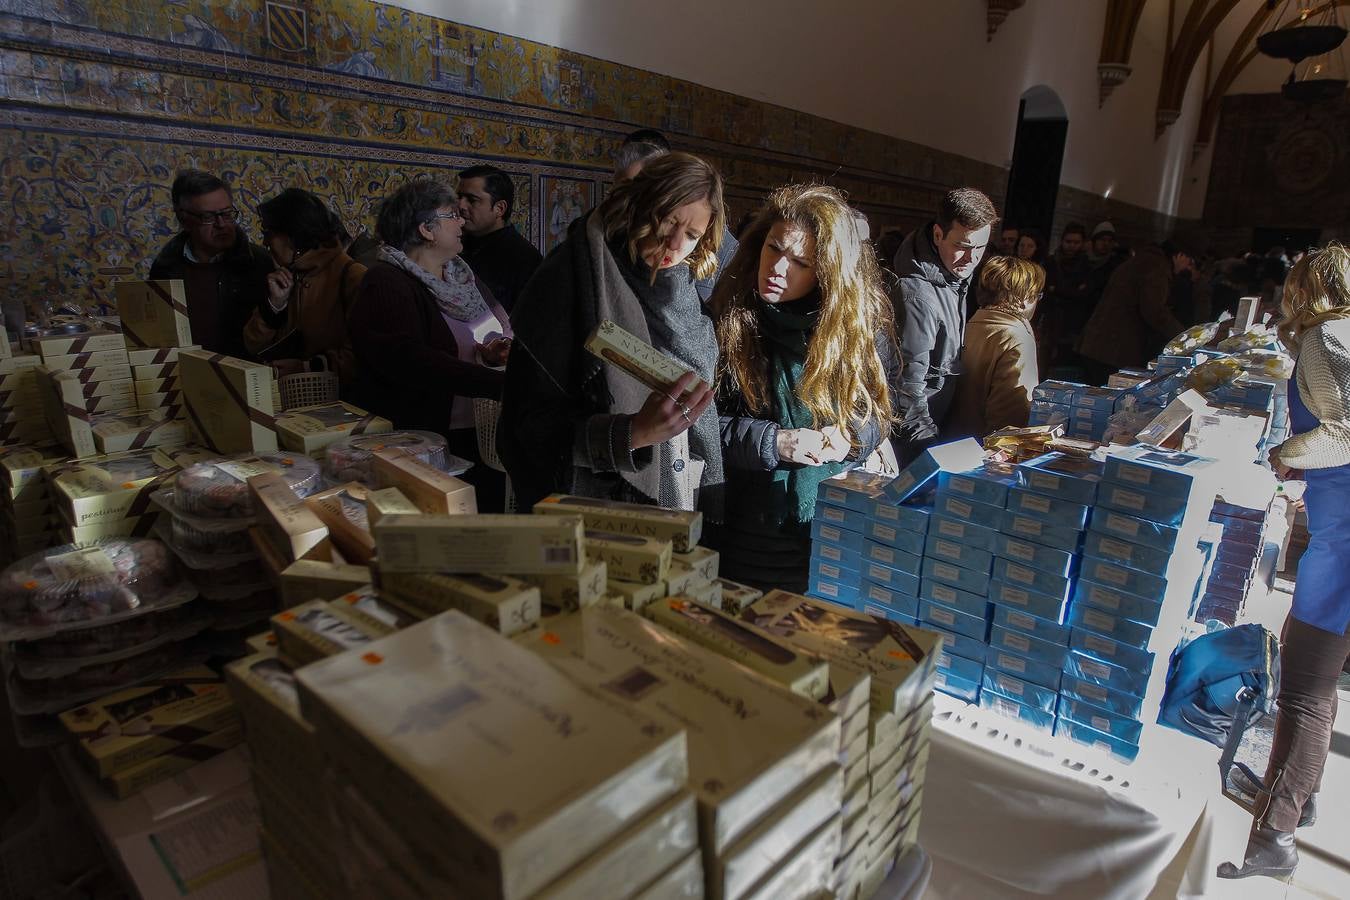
[{"left": 678, "top": 402, "right": 692, "bottom": 418}]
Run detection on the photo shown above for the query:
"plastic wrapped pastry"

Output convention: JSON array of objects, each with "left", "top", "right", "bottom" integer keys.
[
  {"left": 323, "top": 431, "right": 464, "bottom": 485},
  {"left": 1164, "top": 313, "right": 1230, "bottom": 355},
  {"left": 1232, "top": 349, "right": 1294, "bottom": 380},
  {"left": 175, "top": 453, "right": 322, "bottom": 519},
  {"left": 1185, "top": 357, "right": 1244, "bottom": 393},
  {"left": 0, "top": 540, "right": 196, "bottom": 640}
]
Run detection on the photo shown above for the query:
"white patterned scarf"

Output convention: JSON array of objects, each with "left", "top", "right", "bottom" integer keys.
[{"left": 378, "top": 245, "right": 490, "bottom": 322}]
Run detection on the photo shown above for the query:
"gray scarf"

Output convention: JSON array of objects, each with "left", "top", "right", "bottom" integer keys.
[
  {"left": 378, "top": 245, "right": 489, "bottom": 322},
  {"left": 586, "top": 215, "right": 724, "bottom": 514}
]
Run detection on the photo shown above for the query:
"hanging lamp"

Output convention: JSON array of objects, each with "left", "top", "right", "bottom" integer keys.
[{"left": 1257, "top": 1, "right": 1346, "bottom": 63}]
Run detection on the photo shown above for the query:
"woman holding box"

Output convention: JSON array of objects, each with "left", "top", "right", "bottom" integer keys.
[
  {"left": 1220, "top": 244, "right": 1350, "bottom": 882},
  {"left": 947, "top": 255, "right": 1044, "bottom": 439},
  {"left": 705, "top": 184, "right": 896, "bottom": 592},
  {"left": 349, "top": 178, "right": 512, "bottom": 511},
  {"left": 499, "top": 153, "right": 724, "bottom": 514}
]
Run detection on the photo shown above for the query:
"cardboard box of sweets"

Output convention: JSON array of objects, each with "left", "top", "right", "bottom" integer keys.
[
  {"left": 114, "top": 279, "right": 194, "bottom": 349},
  {"left": 225, "top": 651, "right": 321, "bottom": 779},
  {"left": 275, "top": 401, "right": 393, "bottom": 454},
  {"left": 46, "top": 448, "right": 181, "bottom": 528},
  {"left": 92, "top": 409, "right": 191, "bottom": 454},
  {"left": 128, "top": 346, "right": 195, "bottom": 367},
  {"left": 376, "top": 569, "right": 541, "bottom": 637},
  {"left": 517, "top": 606, "right": 840, "bottom": 857},
  {"left": 280, "top": 558, "right": 374, "bottom": 608},
  {"left": 30, "top": 326, "right": 124, "bottom": 357},
  {"left": 295, "top": 610, "right": 689, "bottom": 900},
  {"left": 56, "top": 666, "right": 237, "bottom": 777},
  {"left": 180, "top": 350, "right": 277, "bottom": 453},
  {"left": 371, "top": 449, "right": 475, "bottom": 515},
  {"left": 364, "top": 486, "right": 420, "bottom": 529},
  {"left": 583, "top": 530, "right": 671, "bottom": 584},
  {"left": 271, "top": 598, "right": 395, "bottom": 666},
  {"left": 373, "top": 514, "right": 584, "bottom": 575},
  {"left": 104, "top": 722, "right": 244, "bottom": 799},
  {"left": 518, "top": 560, "right": 608, "bottom": 612},
  {"left": 534, "top": 494, "right": 702, "bottom": 553},
  {"left": 304, "top": 482, "right": 375, "bottom": 564},
  {"left": 249, "top": 471, "right": 331, "bottom": 563}
]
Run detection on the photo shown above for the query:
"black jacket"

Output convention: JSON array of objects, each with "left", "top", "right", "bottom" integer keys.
[
  {"left": 460, "top": 225, "right": 543, "bottom": 314},
  {"left": 147, "top": 230, "right": 272, "bottom": 359}
]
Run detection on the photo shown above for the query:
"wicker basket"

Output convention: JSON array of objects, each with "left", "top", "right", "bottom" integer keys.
[
  {"left": 278, "top": 371, "right": 340, "bottom": 411},
  {"left": 473, "top": 397, "right": 505, "bottom": 472}
]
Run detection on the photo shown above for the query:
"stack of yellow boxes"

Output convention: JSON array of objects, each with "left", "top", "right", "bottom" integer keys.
[
  {"left": 0, "top": 337, "right": 52, "bottom": 449},
  {"left": 29, "top": 319, "right": 136, "bottom": 458},
  {"left": 0, "top": 443, "right": 65, "bottom": 563},
  {"left": 115, "top": 279, "right": 195, "bottom": 423},
  {"left": 57, "top": 667, "right": 242, "bottom": 798},
  {"left": 44, "top": 446, "right": 212, "bottom": 544}
]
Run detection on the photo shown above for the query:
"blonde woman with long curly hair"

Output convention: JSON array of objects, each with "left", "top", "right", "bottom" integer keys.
[
  {"left": 706, "top": 184, "right": 896, "bottom": 591},
  {"left": 1221, "top": 243, "right": 1350, "bottom": 882}
]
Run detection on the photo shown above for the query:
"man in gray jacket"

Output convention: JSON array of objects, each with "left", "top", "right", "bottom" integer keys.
[{"left": 890, "top": 188, "right": 998, "bottom": 463}]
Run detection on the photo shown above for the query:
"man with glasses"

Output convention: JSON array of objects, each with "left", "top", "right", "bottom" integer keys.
[
  {"left": 147, "top": 169, "right": 273, "bottom": 358},
  {"left": 456, "top": 164, "right": 541, "bottom": 313}
]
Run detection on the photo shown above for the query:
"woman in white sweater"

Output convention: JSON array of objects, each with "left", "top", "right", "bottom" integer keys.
[{"left": 1220, "top": 243, "right": 1350, "bottom": 882}]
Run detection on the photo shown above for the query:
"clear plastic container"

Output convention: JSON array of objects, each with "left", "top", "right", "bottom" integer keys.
[
  {"left": 0, "top": 540, "right": 198, "bottom": 641},
  {"left": 7, "top": 602, "right": 205, "bottom": 662},
  {"left": 6, "top": 640, "right": 208, "bottom": 715},
  {"left": 323, "top": 431, "right": 466, "bottom": 485},
  {"left": 6, "top": 610, "right": 212, "bottom": 680},
  {"left": 175, "top": 452, "right": 323, "bottom": 519}
]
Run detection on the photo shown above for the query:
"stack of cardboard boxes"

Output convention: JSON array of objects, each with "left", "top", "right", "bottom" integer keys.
[
  {"left": 0, "top": 340, "right": 52, "bottom": 449},
  {"left": 0, "top": 443, "right": 64, "bottom": 563}
]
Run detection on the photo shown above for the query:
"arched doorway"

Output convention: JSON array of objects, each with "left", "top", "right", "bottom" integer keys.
[{"left": 1004, "top": 85, "right": 1068, "bottom": 248}]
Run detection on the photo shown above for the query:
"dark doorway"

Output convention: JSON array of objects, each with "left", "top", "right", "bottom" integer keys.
[{"left": 1004, "top": 86, "right": 1068, "bottom": 246}]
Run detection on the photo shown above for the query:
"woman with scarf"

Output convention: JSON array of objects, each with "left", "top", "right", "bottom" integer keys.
[
  {"left": 707, "top": 184, "right": 895, "bottom": 592},
  {"left": 350, "top": 178, "right": 512, "bottom": 511},
  {"left": 498, "top": 153, "right": 724, "bottom": 514}
]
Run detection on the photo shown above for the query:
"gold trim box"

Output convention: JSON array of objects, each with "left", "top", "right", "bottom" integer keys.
[
  {"left": 57, "top": 666, "right": 237, "bottom": 777},
  {"left": 128, "top": 346, "right": 197, "bottom": 367},
  {"left": 584, "top": 530, "right": 671, "bottom": 585},
  {"left": 304, "top": 482, "right": 374, "bottom": 564},
  {"left": 534, "top": 494, "right": 702, "bottom": 553},
  {"left": 92, "top": 409, "right": 190, "bottom": 454},
  {"left": 373, "top": 514, "right": 584, "bottom": 575},
  {"left": 371, "top": 449, "right": 476, "bottom": 515},
  {"left": 274, "top": 401, "right": 393, "bottom": 454},
  {"left": 583, "top": 320, "right": 692, "bottom": 395},
  {"left": 376, "top": 570, "right": 541, "bottom": 637},
  {"left": 518, "top": 607, "right": 840, "bottom": 856},
  {"left": 39, "top": 348, "right": 129, "bottom": 372},
  {"left": 249, "top": 471, "right": 331, "bottom": 563},
  {"left": 643, "top": 597, "right": 829, "bottom": 700},
  {"left": 280, "top": 557, "right": 375, "bottom": 608},
  {"left": 180, "top": 350, "right": 277, "bottom": 453},
  {"left": 114, "top": 279, "right": 194, "bottom": 349},
  {"left": 46, "top": 448, "right": 179, "bottom": 527},
  {"left": 294, "top": 610, "right": 689, "bottom": 900},
  {"left": 32, "top": 329, "right": 125, "bottom": 359},
  {"left": 364, "top": 486, "right": 420, "bottom": 529}
]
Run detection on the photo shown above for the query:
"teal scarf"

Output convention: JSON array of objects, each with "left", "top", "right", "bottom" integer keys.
[{"left": 759, "top": 293, "right": 849, "bottom": 523}]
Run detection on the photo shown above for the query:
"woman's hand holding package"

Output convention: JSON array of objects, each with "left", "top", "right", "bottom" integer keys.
[
  {"left": 777, "top": 424, "right": 849, "bottom": 466},
  {"left": 1269, "top": 444, "right": 1302, "bottom": 481},
  {"left": 630, "top": 371, "right": 713, "bottom": 450},
  {"left": 478, "top": 336, "right": 512, "bottom": 368}
]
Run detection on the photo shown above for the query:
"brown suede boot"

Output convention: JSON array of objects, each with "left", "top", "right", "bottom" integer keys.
[{"left": 1217, "top": 826, "right": 1298, "bottom": 881}]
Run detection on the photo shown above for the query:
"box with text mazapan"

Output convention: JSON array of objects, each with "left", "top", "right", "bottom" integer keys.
[
  {"left": 373, "top": 514, "right": 584, "bottom": 575},
  {"left": 376, "top": 570, "right": 541, "bottom": 637},
  {"left": 534, "top": 494, "right": 702, "bottom": 553},
  {"left": 295, "top": 610, "right": 689, "bottom": 900}
]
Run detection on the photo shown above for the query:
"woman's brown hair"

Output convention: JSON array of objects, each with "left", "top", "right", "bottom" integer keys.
[
  {"left": 709, "top": 184, "right": 894, "bottom": 444},
  {"left": 979, "top": 255, "right": 1045, "bottom": 317},
  {"left": 597, "top": 152, "right": 725, "bottom": 281},
  {"left": 1280, "top": 242, "right": 1350, "bottom": 351}
]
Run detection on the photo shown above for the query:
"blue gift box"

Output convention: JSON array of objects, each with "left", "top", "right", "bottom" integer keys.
[
  {"left": 933, "top": 492, "right": 1006, "bottom": 527},
  {"left": 1059, "top": 674, "right": 1144, "bottom": 718},
  {"left": 1096, "top": 482, "right": 1189, "bottom": 527},
  {"left": 934, "top": 669, "right": 980, "bottom": 703},
  {"left": 859, "top": 579, "right": 920, "bottom": 615},
  {"left": 882, "top": 439, "right": 986, "bottom": 503},
  {"left": 922, "top": 556, "right": 992, "bottom": 596},
  {"left": 1079, "top": 556, "right": 1167, "bottom": 604},
  {"left": 926, "top": 625, "right": 986, "bottom": 662},
  {"left": 1029, "top": 401, "right": 1071, "bottom": 427},
  {"left": 1015, "top": 453, "right": 1104, "bottom": 506},
  {"left": 1057, "top": 696, "right": 1143, "bottom": 745},
  {"left": 1102, "top": 445, "right": 1223, "bottom": 498},
  {"left": 982, "top": 669, "right": 1058, "bottom": 714},
  {"left": 811, "top": 517, "right": 866, "bottom": 553},
  {"left": 813, "top": 541, "right": 864, "bottom": 573},
  {"left": 992, "top": 533, "right": 1078, "bottom": 577},
  {"left": 924, "top": 532, "right": 995, "bottom": 574},
  {"left": 1005, "top": 487, "right": 1090, "bottom": 529},
  {"left": 1071, "top": 579, "right": 1164, "bottom": 627},
  {"left": 861, "top": 593, "right": 921, "bottom": 624},
  {"left": 1064, "top": 650, "right": 1148, "bottom": 698},
  {"left": 1083, "top": 531, "right": 1173, "bottom": 577},
  {"left": 937, "top": 462, "right": 1019, "bottom": 509},
  {"left": 1055, "top": 718, "right": 1139, "bottom": 763},
  {"left": 1067, "top": 603, "right": 1153, "bottom": 650},
  {"left": 992, "top": 604, "right": 1072, "bottom": 646},
  {"left": 861, "top": 559, "right": 921, "bottom": 597},
  {"left": 988, "top": 579, "right": 1071, "bottom": 623},
  {"left": 868, "top": 497, "right": 933, "bottom": 534},
  {"left": 920, "top": 578, "right": 990, "bottom": 619},
  {"left": 927, "top": 513, "right": 999, "bottom": 551},
  {"left": 992, "top": 557, "right": 1072, "bottom": 602},
  {"left": 1211, "top": 500, "right": 1266, "bottom": 522},
  {"left": 863, "top": 518, "right": 927, "bottom": 556},
  {"left": 1033, "top": 380, "right": 1083, "bottom": 404},
  {"left": 1071, "top": 386, "right": 1126, "bottom": 413},
  {"left": 1088, "top": 507, "right": 1180, "bottom": 553},
  {"left": 814, "top": 500, "right": 869, "bottom": 535},
  {"left": 818, "top": 471, "right": 891, "bottom": 513},
  {"left": 989, "top": 623, "right": 1069, "bottom": 668},
  {"left": 1070, "top": 629, "right": 1156, "bottom": 678},
  {"left": 808, "top": 573, "right": 861, "bottom": 607},
  {"left": 979, "top": 691, "right": 1055, "bottom": 732},
  {"left": 811, "top": 556, "right": 861, "bottom": 585},
  {"left": 862, "top": 540, "right": 923, "bottom": 575},
  {"left": 920, "top": 598, "right": 989, "bottom": 641},
  {"left": 1000, "top": 510, "right": 1083, "bottom": 554},
  {"left": 936, "top": 648, "right": 985, "bottom": 685},
  {"left": 984, "top": 646, "right": 1064, "bottom": 691}
]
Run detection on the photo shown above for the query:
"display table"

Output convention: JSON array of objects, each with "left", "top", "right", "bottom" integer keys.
[
  {"left": 53, "top": 746, "right": 268, "bottom": 899},
  {"left": 920, "top": 693, "right": 1219, "bottom": 899}
]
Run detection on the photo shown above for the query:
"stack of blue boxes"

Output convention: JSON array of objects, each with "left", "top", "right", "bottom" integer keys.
[
  {"left": 1029, "top": 377, "right": 1187, "bottom": 443},
  {"left": 1195, "top": 499, "right": 1269, "bottom": 626},
  {"left": 808, "top": 470, "right": 893, "bottom": 608}
]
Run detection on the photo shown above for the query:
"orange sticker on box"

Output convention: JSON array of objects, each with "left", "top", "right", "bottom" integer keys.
[
  {"left": 542, "top": 632, "right": 561, "bottom": 645},
  {"left": 362, "top": 652, "right": 383, "bottom": 665}
]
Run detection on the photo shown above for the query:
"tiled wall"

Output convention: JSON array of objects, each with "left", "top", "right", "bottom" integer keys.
[{"left": 0, "top": 0, "right": 1173, "bottom": 312}]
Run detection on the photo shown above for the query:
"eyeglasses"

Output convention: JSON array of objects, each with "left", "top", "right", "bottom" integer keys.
[
  {"left": 428, "top": 211, "right": 462, "bottom": 224},
  {"left": 179, "top": 207, "right": 239, "bottom": 226}
]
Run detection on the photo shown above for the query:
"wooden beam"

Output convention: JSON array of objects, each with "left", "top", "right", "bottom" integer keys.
[
  {"left": 1098, "top": 0, "right": 1150, "bottom": 105},
  {"left": 1156, "top": 0, "right": 1244, "bottom": 134}
]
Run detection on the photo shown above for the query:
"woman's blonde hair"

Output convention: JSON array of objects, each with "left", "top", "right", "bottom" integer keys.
[
  {"left": 709, "top": 184, "right": 895, "bottom": 444},
  {"left": 979, "top": 256, "right": 1045, "bottom": 317},
  {"left": 1280, "top": 242, "right": 1350, "bottom": 350},
  {"left": 597, "top": 152, "right": 725, "bottom": 281}
]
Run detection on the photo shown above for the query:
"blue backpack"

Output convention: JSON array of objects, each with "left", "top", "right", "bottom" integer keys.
[{"left": 1161, "top": 623, "right": 1280, "bottom": 790}]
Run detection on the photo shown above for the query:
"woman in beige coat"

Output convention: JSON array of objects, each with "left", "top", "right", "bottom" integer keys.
[{"left": 948, "top": 255, "right": 1044, "bottom": 439}]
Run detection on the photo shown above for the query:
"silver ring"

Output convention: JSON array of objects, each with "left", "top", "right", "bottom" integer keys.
[{"left": 678, "top": 402, "right": 691, "bottom": 419}]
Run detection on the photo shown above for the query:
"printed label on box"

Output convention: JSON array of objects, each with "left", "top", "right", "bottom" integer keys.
[
  {"left": 945, "top": 498, "right": 973, "bottom": 519},
  {"left": 927, "top": 607, "right": 955, "bottom": 627},
  {"left": 937, "top": 519, "right": 966, "bottom": 538},
  {"left": 1108, "top": 488, "right": 1146, "bottom": 512},
  {"left": 819, "top": 545, "right": 844, "bottom": 562},
  {"left": 1095, "top": 565, "right": 1129, "bottom": 587},
  {"left": 935, "top": 539, "right": 961, "bottom": 559},
  {"left": 994, "top": 653, "right": 1026, "bottom": 674},
  {"left": 932, "top": 584, "right": 957, "bottom": 605},
  {"left": 933, "top": 562, "right": 960, "bottom": 581},
  {"left": 1004, "top": 540, "right": 1034, "bottom": 562},
  {"left": 1087, "top": 586, "right": 1120, "bottom": 610},
  {"left": 1098, "top": 537, "right": 1134, "bottom": 562},
  {"left": 1001, "top": 632, "right": 1031, "bottom": 653},
  {"left": 1022, "top": 495, "right": 1051, "bottom": 514},
  {"left": 1103, "top": 513, "right": 1139, "bottom": 537},
  {"left": 823, "top": 506, "right": 846, "bottom": 523},
  {"left": 45, "top": 546, "right": 115, "bottom": 580},
  {"left": 1006, "top": 564, "right": 1035, "bottom": 585}
]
